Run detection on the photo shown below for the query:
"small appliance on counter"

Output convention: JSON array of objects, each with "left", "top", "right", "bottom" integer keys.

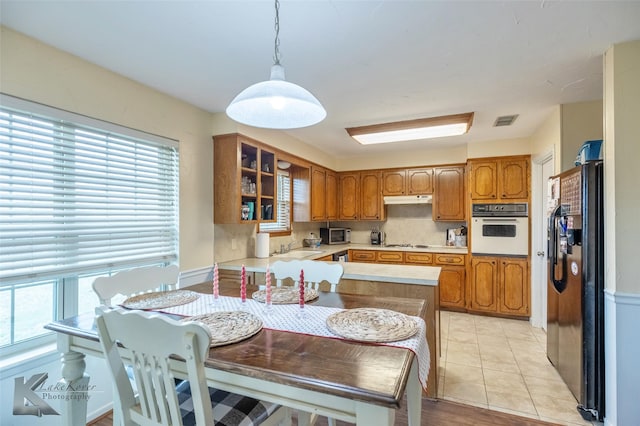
[
  {"left": 446, "top": 225, "right": 467, "bottom": 247},
  {"left": 370, "top": 229, "right": 385, "bottom": 245},
  {"left": 320, "top": 227, "right": 351, "bottom": 245}
]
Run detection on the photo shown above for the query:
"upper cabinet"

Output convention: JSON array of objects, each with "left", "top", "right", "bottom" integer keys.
[
  {"left": 433, "top": 166, "right": 466, "bottom": 221},
  {"left": 310, "top": 166, "right": 338, "bottom": 222},
  {"left": 213, "top": 134, "right": 276, "bottom": 224},
  {"left": 468, "top": 156, "right": 530, "bottom": 201},
  {"left": 338, "top": 171, "right": 384, "bottom": 221},
  {"left": 382, "top": 168, "right": 433, "bottom": 196}
]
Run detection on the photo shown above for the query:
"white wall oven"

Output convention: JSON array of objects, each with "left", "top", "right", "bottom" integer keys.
[{"left": 471, "top": 203, "right": 528, "bottom": 256}]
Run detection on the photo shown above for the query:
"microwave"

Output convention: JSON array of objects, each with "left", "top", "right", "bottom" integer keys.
[{"left": 320, "top": 227, "right": 351, "bottom": 245}]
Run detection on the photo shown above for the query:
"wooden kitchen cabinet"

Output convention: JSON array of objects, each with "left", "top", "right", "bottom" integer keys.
[
  {"left": 433, "top": 166, "right": 466, "bottom": 221},
  {"left": 468, "top": 156, "right": 530, "bottom": 201},
  {"left": 435, "top": 254, "right": 466, "bottom": 310},
  {"left": 469, "top": 255, "right": 530, "bottom": 317},
  {"left": 311, "top": 166, "right": 326, "bottom": 221},
  {"left": 404, "top": 252, "right": 433, "bottom": 265},
  {"left": 360, "top": 171, "right": 384, "bottom": 220},
  {"left": 213, "top": 133, "right": 276, "bottom": 224},
  {"left": 375, "top": 250, "right": 404, "bottom": 264},
  {"left": 307, "top": 166, "right": 338, "bottom": 222},
  {"left": 469, "top": 256, "right": 499, "bottom": 313},
  {"left": 338, "top": 172, "right": 359, "bottom": 220},
  {"left": 381, "top": 170, "right": 405, "bottom": 195},
  {"left": 381, "top": 168, "right": 433, "bottom": 196},
  {"left": 325, "top": 170, "right": 338, "bottom": 220},
  {"left": 407, "top": 168, "right": 433, "bottom": 194},
  {"left": 349, "top": 249, "right": 376, "bottom": 263}
]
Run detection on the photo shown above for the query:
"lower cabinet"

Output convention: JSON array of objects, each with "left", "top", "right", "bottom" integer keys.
[
  {"left": 469, "top": 256, "right": 529, "bottom": 317},
  {"left": 434, "top": 254, "right": 466, "bottom": 310}
]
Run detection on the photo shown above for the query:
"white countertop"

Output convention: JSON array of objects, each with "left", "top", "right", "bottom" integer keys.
[
  {"left": 219, "top": 248, "right": 442, "bottom": 286},
  {"left": 314, "top": 243, "right": 467, "bottom": 256}
]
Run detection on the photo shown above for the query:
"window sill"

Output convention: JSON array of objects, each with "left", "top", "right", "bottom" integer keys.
[{"left": 0, "top": 343, "right": 59, "bottom": 379}]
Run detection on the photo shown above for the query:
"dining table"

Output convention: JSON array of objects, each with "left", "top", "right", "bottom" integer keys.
[{"left": 45, "top": 281, "right": 428, "bottom": 426}]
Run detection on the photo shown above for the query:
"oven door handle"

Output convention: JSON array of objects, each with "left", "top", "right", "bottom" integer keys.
[{"left": 477, "top": 218, "right": 520, "bottom": 222}]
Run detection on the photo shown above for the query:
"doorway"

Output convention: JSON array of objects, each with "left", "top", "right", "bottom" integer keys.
[{"left": 530, "top": 150, "right": 554, "bottom": 329}]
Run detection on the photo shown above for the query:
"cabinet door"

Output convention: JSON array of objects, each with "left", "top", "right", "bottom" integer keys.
[
  {"left": 439, "top": 266, "right": 466, "bottom": 309},
  {"left": 311, "top": 167, "right": 326, "bottom": 221},
  {"left": 349, "top": 250, "right": 375, "bottom": 263},
  {"left": 360, "top": 171, "right": 383, "bottom": 220},
  {"left": 325, "top": 170, "right": 338, "bottom": 220},
  {"left": 382, "top": 170, "right": 405, "bottom": 195},
  {"left": 470, "top": 257, "right": 498, "bottom": 312},
  {"left": 433, "top": 167, "right": 465, "bottom": 221},
  {"left": 338, "top": 173, "right": 359, "bottom": 220},
  {"left": 376, "top": 251, "right": 404, "bottom": 264},
  {"left": 499, "top": 158, "right": 529, "bottom": 199},
  {"left": 469, "top": 160, "right": 498, "bottom": 200},
  {"left": 498, "top": 258, "right": 529, "bottom": 315},
  {"left": 407, "top": 168, "right": 433, "bottom": 194}
]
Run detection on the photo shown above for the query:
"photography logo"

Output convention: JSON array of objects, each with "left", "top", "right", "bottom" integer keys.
[{"left": 13, "top": 373, "right": 59, "bottom": 416}]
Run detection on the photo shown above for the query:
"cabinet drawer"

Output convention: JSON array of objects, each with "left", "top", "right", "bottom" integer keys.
[
  {"left": 434, "top": 253, "right": 466, "bottom": 266},
  {"left": 350, "top": 250, "right": 376, "bottom": 262},
  {"left": 404, "top": 252, "right": 433, "bottom": 265},
  {"left": 376, "top": 251, "right": 404, "bottom": 263}
]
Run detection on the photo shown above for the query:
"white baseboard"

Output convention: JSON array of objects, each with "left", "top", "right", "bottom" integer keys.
[{"left": 178, "top": 265, "right": 213, "bottom": 288}]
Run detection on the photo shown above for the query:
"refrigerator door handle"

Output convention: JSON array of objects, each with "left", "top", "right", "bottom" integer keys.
[{"left": 549, "top": 205, "right": 568, "bottom": 293}]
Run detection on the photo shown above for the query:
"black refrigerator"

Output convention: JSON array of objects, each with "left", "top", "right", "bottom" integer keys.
[{"left": 547, "top": 160, "right": 604, "bottom": 421}]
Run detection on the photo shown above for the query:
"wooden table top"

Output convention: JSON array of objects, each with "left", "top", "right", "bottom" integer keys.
[{"left": 46, "top": 281, "right": 426, "bottom": 409}]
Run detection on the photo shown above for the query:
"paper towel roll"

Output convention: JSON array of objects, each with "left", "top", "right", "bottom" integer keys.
[{"left": 255, "top": 232, "right": 270, "bottom": 258}]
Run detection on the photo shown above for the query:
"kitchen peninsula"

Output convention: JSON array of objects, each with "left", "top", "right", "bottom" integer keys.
[{"left": 217, "top": 250, "right": 442, "bottom": 397}]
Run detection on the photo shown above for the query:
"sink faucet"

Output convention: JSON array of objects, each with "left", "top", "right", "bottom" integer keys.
[{"left": 287, "top": 241, "right": 297, "bottom": 252}]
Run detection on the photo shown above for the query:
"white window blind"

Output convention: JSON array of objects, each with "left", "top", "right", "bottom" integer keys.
[
  {"left": 0, "top": 96, "right": 179, "bottom": 286},
  {"left": 259, "top": 171, "right": 290, "bottom": 232}
]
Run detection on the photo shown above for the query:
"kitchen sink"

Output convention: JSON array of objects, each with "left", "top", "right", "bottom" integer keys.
[{"left": 272, "top": 250, "right": 324, "bottom": 259}]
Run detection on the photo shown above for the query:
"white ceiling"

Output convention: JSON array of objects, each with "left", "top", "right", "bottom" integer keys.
[{"left": 2, "top": 1, "right": 640, "bottom": 158}]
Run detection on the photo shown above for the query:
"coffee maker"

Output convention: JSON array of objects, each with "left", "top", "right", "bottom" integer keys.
[{"left": 370, "top": 229, "right": 385, "bottom": 245}]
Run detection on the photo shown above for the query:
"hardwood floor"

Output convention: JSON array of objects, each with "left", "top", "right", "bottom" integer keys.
[{"left": 89, "top": 398, "right": 560, "bottom": 426}]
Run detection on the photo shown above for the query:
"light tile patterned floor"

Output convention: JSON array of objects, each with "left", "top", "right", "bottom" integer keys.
[{"left": 439, "top": 311, "right": 602, "bottom": 426}]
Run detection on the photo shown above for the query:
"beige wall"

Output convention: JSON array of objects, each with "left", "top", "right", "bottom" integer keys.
[
  {"left": 530, "top": 105, "right": 562, "bottom": 170},
  {"left": 0, "top": 26, "right": 215, "bottom": 271},
  {"left": 560, "top": 100, "right": 603, "bottom": 172},
  {"left": 604, "top": 41, "right": 640, "bottom": 295}
]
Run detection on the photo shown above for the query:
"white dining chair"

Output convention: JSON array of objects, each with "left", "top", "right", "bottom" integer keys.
[
  {"left": 96, "top": 307, "right": 292, "bottom": 426},
  {"left": 92, "top": 264, "right": 180, "bottom": 306},
  {"left": 270, "top": 259, "right": 344, "bottom": 293}
]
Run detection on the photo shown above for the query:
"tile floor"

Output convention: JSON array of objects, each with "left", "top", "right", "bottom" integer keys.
[{"left": 438, "top": 311, "right": 601, "bottom": 426}]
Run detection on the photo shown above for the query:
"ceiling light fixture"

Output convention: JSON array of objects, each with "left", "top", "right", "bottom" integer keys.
[
  {"left": 226, "top": 0, "right": 326, "bottom": 129},
  {"left": 346, "top": 112, "right": 474, "bottom": 145}
]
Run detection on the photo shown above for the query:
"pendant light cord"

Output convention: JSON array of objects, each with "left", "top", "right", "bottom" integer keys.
[{"left": 273, "top": 0, "right": 281, "bottom": 65}]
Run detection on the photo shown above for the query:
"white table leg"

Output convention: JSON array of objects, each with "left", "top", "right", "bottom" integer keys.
[
  {"left": 405, "top": 359, "right": 421, "bottom": 426},
  {"left": 59, "top": 350, "right": 90, "bottom": 426}
]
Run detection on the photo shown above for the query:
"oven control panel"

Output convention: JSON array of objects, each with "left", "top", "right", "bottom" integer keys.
[{"left": 472, "top": 203, "right": 528, "bottom": 217}]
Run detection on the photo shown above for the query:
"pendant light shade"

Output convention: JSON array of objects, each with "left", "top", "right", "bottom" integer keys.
[{"left": 226, "top": 65, "right": 326, "bottom": 129}]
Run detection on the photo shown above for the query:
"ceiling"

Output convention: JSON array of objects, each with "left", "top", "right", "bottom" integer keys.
[{"left": 2, "top": 1, "right": 640, "bottom": 158}]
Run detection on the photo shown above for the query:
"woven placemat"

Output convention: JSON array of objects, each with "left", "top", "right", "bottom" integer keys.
[
  {"left": 252, "top": 287, "right": 319, "bottom": 304},
  {"left": 185, "top": 311, "right": 263, "bottom": 347},
  {"left": 121, "top": 290, "right": 200, "bottom": 310},
  {"left": 326, "top": 308, "right": 418, "bottom": 343}
]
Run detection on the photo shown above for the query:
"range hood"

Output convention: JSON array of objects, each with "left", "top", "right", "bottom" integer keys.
[{"left": 383, "top": 195, "right": 432, "bottom": 205}]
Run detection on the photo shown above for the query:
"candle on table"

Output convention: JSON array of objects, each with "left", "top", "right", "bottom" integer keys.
[
  {"left": 265, "top": 264, "right": 272, "bottom": 306},
  {"left": 213, "top": 263, "right": 219, "bottom": 299},
  {"left": 299, "top": 268, "right": 305, "bottom": 309},
  {"left": 241, "top": 264, "right": 247, "bottom": 303}
]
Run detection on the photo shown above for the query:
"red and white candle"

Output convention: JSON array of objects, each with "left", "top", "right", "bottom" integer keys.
[
  {"left": 241, "top": 264, "right": 247, "bottom": 302},
  {"left": 299, "top": 268, "right": 305, "bottom": 309},
  {"left": 213, "top": 263, "right": 219, "bottom": 299},
  {"left": 265, "top": 264, "right": 272, "bottom": 305}
]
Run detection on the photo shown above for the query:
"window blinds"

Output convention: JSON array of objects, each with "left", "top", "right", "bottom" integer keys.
[{"left": 0, "top": 96, "right": 179, "bottom": 285}]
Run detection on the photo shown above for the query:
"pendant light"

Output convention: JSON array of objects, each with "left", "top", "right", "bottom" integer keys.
[{"left": 226, "top": 0, "right": 326, "bottom": 129}]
